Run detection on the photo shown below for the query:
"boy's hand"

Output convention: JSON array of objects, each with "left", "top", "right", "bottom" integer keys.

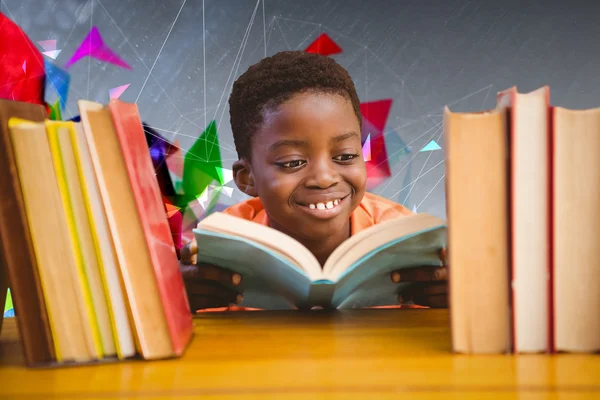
[
  {"left": 179, "top": 239, "right": 243, "bottom": 312},
  {"left": 390, "top": 247, "right": 448, "bottom": 308}
]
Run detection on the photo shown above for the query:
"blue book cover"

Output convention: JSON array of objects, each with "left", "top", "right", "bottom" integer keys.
[{"left": 193, "top": 212, "right": 446, "bottom": 310}]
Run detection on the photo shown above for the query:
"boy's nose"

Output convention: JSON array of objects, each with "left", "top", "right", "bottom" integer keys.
[{"left": 305, "top": 159, "right": 339, "bottom": 189}]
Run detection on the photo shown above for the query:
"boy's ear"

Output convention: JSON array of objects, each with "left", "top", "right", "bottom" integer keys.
[{"left": 232, "top": 158, "right": 258, "bottom": 197}]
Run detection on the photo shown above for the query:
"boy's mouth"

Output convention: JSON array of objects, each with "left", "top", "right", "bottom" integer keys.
[{"left": 294, "top": 193, "right": 350, "bottom": 220}]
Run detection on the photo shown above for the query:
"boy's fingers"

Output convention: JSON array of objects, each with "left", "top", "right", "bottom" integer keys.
[
  {"left": 391, "top": 266, "right": 448, "bottom": 283},
  {"left": 179, "top": 239, "right": 197, "bottom": 263},
  {"left": 399, "top": 283, "right": 448, "bottom": 308},
  {"left": 402, "top": 282, "right": 446, "bottom": 298},
  {"left": 439, "top": 246, "right": 448, "bottom": 266},
  {"left": 421, "top": 282, "right": 448, "bottom": 296},
  {"left": 189, "top": 238, "right": 198, "bottom": 254},
  {"left": 183, "top": 263, "right": 242, "bottom": 286}
]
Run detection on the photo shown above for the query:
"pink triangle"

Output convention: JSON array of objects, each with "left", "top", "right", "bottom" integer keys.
[
  {"left": 65, "top": 26, "right": 131, "bottom": 70},
  {"left": 362, "top": 133, "right": 371, "bottom": 161},
  {"left": 305, "top": 33, "right": 342, "bottom": 56},
  {"left": 22, "top": 60, "right": 26, "bottom": 74},
  {"left": 37, "top": 39, "right": 57, "bottom": 51},
  {"left": 360, "top": 99, "right": 393, "bottom": 132},
  {"left": 109, "top": 83, "right": 130, "bottom": 99}
]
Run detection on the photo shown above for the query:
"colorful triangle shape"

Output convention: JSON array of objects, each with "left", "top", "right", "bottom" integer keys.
[
  {"left": 48, "top": 99, "right": 62, "bottom": 121},
  {"left": 305, "top": 33, "right": 342, "bottom": 56},
  {"left": 362, "top": 133, "right": 371, "bottom": 161},
  {"left": 65, "top": 26, "right": 131, "bottom": 70},
  {"left": 215, "top": 167, "right": 234, "bottom": 185},
  {"left": 42, "top": 49, "right": 62, "bottom": 60},
  {"left": 420, "top": 140, "right": 441, "bottom": 152},
  {"left": 4, "top": 289, "right": 12, "bottom": 313},
  {"left": 37, "top": 39, "right": 57, "bottom": 51},
  {"left": 109, "top": 83, "right": 130, "bottom": 99},
  {"left": 182, "top": 120, "right": 224, "bottom": 201},
  {"left": 360, "top": 99, "right": 393, "bottom": 133},
  {"left": 44, "top": 59, "right": 70, "bottom": 110}
]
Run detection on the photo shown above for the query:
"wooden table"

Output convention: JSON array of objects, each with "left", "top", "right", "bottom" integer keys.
[{"left": 0, "top": 309, "right": 598, "bottom": 399}]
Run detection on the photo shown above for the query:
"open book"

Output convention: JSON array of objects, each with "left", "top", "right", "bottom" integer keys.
[{"left": 193, "top": 212, "right": 446, "bottom": 309}]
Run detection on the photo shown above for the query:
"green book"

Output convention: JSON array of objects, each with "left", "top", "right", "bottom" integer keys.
[{"left": 193, "top": 212, "right": 446, "bottom": 309}]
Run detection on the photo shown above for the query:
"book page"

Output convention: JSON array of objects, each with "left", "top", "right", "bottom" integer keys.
[
  {"left": 329, "top": 225, "right": 446, "bottom": 307},
  {"left": 199, "top": 212, "right": 323, "bottom": 280},
  {"left": 193, "top": 229, "right": 315, "bottom": 309},
  {"left": 324, "top": 213, "right": 446, "bottom": 279}
]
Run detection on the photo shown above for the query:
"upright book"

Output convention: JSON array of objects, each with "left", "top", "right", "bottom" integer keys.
[
  {"left": 79, "top": 99, "right": 193, "bottom": 359},
  {"left": 194, "top": 212, "right": 446, "bottom": 310},
  {"left": 552, "top": 106, "right": 600, "bottom": 353},
  {"left": 0, "top": 98, "right": 193, "bottom": 367},
  {"left": 497, "top": 86, "right": 551, "bottom": 353},
  {"left": 444, "top": 85, "right": 600, "bottom": 354},
  {"left": 9, "top": 118, "right": 95, "bottom": 362},
  {"left": 0, "top": 99, "right": 55, "bottom": 365},
  {"left": 444, "top": 105, "right": 511, "bottom": 354},
  {"left": 108, "top": 99, "right": 193, "bottom": 356}
]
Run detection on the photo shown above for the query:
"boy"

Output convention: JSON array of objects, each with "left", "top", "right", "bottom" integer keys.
[{"left": 180, "top": 51, "right": 447, "bottom": 311}]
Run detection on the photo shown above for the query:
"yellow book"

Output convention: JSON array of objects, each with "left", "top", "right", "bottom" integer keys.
[
  {"left": 70, "top": 122, "right": 135, "bottom": 359},
  {"left": 8, "top": 118, "right": 91, "bottom": 362},
  {"left": 45, "top": 120, "right": 104, "bottom": 359}
]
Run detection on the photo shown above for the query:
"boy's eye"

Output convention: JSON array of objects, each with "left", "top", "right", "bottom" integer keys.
[
  {"left": 277, "top": 160, "right": 306, "bottom": 169},
  {"left": 333, "top": 154, "right": 359, "bottom": 162}
]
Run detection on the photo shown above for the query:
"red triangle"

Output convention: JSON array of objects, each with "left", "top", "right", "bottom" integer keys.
[
  {"left": 360, "top": 99, "right": 393, "bottom": 132},
  {"left": 305, "top": 33, "right": 342, "bottom": 56}
]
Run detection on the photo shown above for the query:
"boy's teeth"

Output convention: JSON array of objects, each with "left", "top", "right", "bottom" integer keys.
[{"left": 307, "top": 199, "right": 341, "bottom": 210}]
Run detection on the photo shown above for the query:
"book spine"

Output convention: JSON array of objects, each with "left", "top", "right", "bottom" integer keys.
[
  {"left": 548, "top": 106, "right": 555, "bottom": 354},
  {"left": 507, "top": 103, "right": 515, "bottom": 354}
]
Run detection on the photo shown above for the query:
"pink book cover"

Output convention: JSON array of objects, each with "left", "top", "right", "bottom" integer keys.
[{"left": 108, "top": 99, "right": 193, "bottom": 355}]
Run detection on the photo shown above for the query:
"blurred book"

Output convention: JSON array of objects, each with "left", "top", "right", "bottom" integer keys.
[
  {"left": 0, "top": 98, "right": 193, "bottom": 367},
  {"left": 445, "top": 86, "right": 600, "bottom": 354},
  {"left": 194, "top": 212, "right": 446, "bottom": 310}
]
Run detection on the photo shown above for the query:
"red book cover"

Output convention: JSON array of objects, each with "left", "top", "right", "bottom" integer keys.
[{"left": 108, "top": 100, "right": 193, "bottom": 355}]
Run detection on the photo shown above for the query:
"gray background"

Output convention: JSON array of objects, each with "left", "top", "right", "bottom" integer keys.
[{"left": 3, "top": 0, "right": 599, "bottom": 219}]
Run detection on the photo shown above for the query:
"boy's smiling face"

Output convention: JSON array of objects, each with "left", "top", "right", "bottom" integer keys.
[{"left": 233, "top": 92, "right": 367, "bottom": 242}]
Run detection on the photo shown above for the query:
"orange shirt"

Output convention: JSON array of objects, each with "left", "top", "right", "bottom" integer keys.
[{"left": 196, "top": 192, "right": 425, "bottom": 312}]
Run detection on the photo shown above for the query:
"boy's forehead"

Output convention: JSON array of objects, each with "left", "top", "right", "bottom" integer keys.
[
  {"left": 261, "top": 94, "right": 357, "bottom": 134},
  {"left": 247, "top": 92, "right": 361, "bottom": 156}
]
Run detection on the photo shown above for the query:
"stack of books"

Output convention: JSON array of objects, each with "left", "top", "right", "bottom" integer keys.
[
  {"left": 445, "top": 86, "right": 600, "bottom": 354},
  {"left": 0, "top": 98, "right": 193, "bottom": 367}
]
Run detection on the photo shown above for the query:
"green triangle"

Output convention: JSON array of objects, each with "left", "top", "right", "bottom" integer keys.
[
  {"left": 182, "top": 120, "right": 224, "bottom": 200},
  {"left": 4, "top": 289, "right": 12, "bottom": 313},
  {"left": 48, "top": 100, "right": 62, "bottom": 121}
]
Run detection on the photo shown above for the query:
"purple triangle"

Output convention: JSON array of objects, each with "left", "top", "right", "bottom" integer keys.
[
  {"left": 91, "top": 46, "right": 131, "bottom": 69},
  {"left": 65, "top": 26, "right": 131, "bottom": 70}
]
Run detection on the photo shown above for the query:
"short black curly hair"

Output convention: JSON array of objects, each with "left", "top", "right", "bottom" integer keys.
[{"left": 229, "top": 50, "right": 362, "bottom": 160}]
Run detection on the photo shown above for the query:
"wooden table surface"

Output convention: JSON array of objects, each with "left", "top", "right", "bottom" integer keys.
[{"left": 0, "top": 309, "right": 598, "bottom": 399}]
